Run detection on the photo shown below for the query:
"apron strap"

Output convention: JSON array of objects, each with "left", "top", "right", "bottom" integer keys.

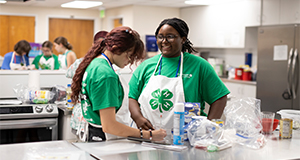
[{"left": 155, "top": 52, "right": 183, "bottom": 78}]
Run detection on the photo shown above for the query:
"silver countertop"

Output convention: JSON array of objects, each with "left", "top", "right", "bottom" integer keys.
[
  {"left": 220, "top": 78, "right": 257, "bottom": 85},
  {"left": 1, "top": 133, "right": 299, "bottom": 160},
  {"left": 73, "top": 132, "right": 300, "bottom": 160},
  {"left": 58, "top": 104, "right": 73, "bottom": 116},
  {"left": 0, "top": 140, "right": 94, "bottom": 160}
]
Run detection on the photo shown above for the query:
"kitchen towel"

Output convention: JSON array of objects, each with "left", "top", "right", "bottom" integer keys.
[{"left": 28, "top": 71, "right": 40, "bottom": 90}]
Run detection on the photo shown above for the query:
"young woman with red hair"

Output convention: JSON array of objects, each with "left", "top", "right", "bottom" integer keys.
[{"left": 71, "top": 26, "right": 166, "bottom": 142}]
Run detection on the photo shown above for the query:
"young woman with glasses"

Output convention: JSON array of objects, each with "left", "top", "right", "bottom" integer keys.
[
  {"left": 31, "top": 41, "right": 60, "bottom": 70},
  {"left": 128, "top": 18, "right": 230, "bottom": 142}
]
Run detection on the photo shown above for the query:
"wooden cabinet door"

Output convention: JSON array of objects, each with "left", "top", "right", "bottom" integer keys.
[
  {"left": 49, "top": 18, "right": 94, "bottom": 58},
  {"left": 0, "top": 15, "right": 35, "bottom": 57}
]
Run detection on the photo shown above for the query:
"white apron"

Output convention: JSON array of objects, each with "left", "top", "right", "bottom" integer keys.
[
  {"left": 58, "top": 50, "right": 69, "bottom": 70},
  {"left": 137, "top": 53, "right": 185, "bottom": 141},
  {"left": 39, "top": 55, "right": 55, "bottom": 70},
  {"left": 10, "top": 52, "right": 26, "bottom": 70},
  {"left": 80, "top": 54, "right": 131, "bottom": 141}
]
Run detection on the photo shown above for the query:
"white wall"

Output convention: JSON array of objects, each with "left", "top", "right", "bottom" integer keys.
[
  {"left": 0, "top": 5, "right": 100, "bottom": 43},
  {"left": 103, "top": 5, "right": 134, "bottom": 30},
  {"left": 133, "top": 5, "right": 180, "bottom": 39},
  {"left": 103, "top": 5, "right": 180, "bottom": 42}
]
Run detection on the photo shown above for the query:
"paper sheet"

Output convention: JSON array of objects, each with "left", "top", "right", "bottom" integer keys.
[{"left": 273, "top": 45, "right": 288, "bottom": 61}]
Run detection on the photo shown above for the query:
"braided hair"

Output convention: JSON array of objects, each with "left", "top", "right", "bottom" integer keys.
[
  {"left": 155, "top": 17, "right": 197, "bottom": 53},
  {"left": 71, "top": 26, "right": 145, "bottom": 103}
]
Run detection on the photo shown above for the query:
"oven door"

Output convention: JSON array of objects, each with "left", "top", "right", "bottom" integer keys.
[{"left": 0, "top": 118, "right": 58, "bottom": 144}]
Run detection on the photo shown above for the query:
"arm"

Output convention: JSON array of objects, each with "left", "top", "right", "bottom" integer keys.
[
  {"left": 54, "top": 55, "right": 60, "bottom": 70},
  {"left": 100, "top": 107, "right": 166, "bottom": 141},
  {"left": 67, "top": 51, "right": 76, "bottom": 68},
  {"left": 1, "top": 53, "right": 11, "bottom": 70},
  {"left": 129, "top": 98, "right": 154, "bottom": 130},
  {"left": 207, "top": 95, "right": 228, "bottom": 120}
]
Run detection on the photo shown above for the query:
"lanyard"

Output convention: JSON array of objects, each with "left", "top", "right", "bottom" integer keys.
[
  {"left": 159, "top": 55, "right": 181, "bottom": 77},
  {"left": 13, "top": 54, "right": 23, "bottom": 64},
  {"left": 101, "top": 53, "right": 114, "bottom": 70}
]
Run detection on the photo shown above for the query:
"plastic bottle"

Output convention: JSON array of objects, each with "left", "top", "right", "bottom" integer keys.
[
  {"left": 66, "top": 84, "right": 72, "bottom": 107},
  {"left": 173, "top": 103, "right": 185, "bottom": 145},
  {"left": 67, "top": 99, "right": 74, "bottom": 109}
]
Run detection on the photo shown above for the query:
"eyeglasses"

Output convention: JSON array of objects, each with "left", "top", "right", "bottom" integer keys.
[
  {"left": 42, "top": 49, "right": 51, "bottom": 53},
  {"left": 156, "top": 34, "right": 178, "bottom": 42}
]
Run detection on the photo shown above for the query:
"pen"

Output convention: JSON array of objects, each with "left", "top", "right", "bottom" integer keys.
[{"left": 159, "top": 103, "right": 162, "bottom": 129}]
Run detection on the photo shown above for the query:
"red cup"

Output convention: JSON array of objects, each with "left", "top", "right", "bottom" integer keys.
[
  {"left": 242, "top": 71, "right": 252, "bottom": 81},
  {"left": 262, "top": 118, "right": 279, "bottom": 133},
  {"left": 235, "top": 68, "right": 243, "bottom": 80}
]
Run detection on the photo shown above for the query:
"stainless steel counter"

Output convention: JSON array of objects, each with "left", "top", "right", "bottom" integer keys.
[
  {"left": 220, "top": 78, "right": 257, "bottom": 85},
  {"left": 0, "top": 140, "right": 94, "bottom": 160},
  {"left": 73, "top": 132, "right": 300, "bottom": 160},
  {"left": 58, "top": 104, "right": 73, "bottom": 116},
  {"left": 1, "top": 132, "right": 299, "bottom": 160}
]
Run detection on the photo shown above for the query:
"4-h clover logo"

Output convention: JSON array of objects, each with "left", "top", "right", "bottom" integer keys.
[{"left": 149, "top": 89, "right": 173, "bottom": 113}]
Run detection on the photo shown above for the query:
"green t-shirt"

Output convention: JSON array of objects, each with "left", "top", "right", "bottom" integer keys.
[
  {"left": 128, "top": 52, "right": 230, "bottom": 115},
  {"left": 81, "top": 58, "right": 124, "bottom": 125},
  {"left": 32, "top": 54, "right": 60, "bottom": 70}
]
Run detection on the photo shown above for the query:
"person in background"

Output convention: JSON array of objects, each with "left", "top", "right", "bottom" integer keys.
[
  {"left": 54, "top": 36, "right": 76, "bottom": 70},
  {"left": 71, "top": 26, "right": 166, "bottom": 142},
  {"left": 66, "top": 31, "right": 108, "bottom": 78},
  {"left": 128, "top": 18, "right": 230, "bottom": 138},
  {"left": 31, "top": 41, "right": 60, "bottom": 70},
  {"left": 1, "top": 40, "right": 31, "bottom": 70}
]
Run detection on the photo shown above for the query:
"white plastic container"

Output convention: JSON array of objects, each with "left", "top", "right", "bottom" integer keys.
[
  {"left": 173, "top": 103, "right": 185, "bottom": 145},
  {"left": 277, "top": 109, "right": 300, "bottom": 138},
  {"left": 277, "top": 110, "right": 300, "bottom": 128}
]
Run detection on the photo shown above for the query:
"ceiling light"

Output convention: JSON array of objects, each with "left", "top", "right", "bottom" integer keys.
[
  {"left": 61, "top": 1, "right": 103, "bottom": 9},
  {"left": 0, "top": 0, "right": 7, "bottom": 4},
  {"left": 185, "top": 0, "right": 240, "bottom": 5},
  {"left": 185, "top": 0, "right": 213, "bottom": 5}
]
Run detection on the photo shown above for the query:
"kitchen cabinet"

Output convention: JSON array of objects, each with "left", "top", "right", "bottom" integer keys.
[
  {"left": 223, "top": 81, "right": 256, "bottom": 99},
  {"left": 262, "top": 0, "right": 280, "bottom": 25},
  {"left": 280, "top": 0, "right": 300, "bottom": 24},
  {"left": 244, "top": 0, "right": 261, "bottom": 27},
  {"left": 58, "top": 105, "right": 77, "bottom": 141},
  {"left": 181, "top": 1, "right": 246, "bottom": 48},
  {"left": 262, "top": 0, "right": 300, "bottom": 25}
]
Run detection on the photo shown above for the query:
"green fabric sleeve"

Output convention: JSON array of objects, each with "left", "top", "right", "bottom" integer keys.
[
  {"left": 31, "top": 55, "right": 42, "bottom": 69},
  {"left": 53, "top": 54, "right": 60, "bottom": 70},
  {"left": 90, "top": 76, "right": 122, "bottom": 111}
]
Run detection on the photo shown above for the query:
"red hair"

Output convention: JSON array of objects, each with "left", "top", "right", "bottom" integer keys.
[{"left": 71, "top": 26, "right": 145, "bottom": 103}]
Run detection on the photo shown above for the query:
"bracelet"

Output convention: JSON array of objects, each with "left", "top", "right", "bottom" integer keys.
[
  {"left": 139, "top": 127, "right": 143, "bottom": 138},
  {"left": 149, "top": 130, "right": 152, "bottom": 141}
]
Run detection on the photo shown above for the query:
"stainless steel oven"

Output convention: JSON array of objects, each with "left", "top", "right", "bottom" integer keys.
[{"left": 0, "top": 99, "right": 58, "bottom": 144}]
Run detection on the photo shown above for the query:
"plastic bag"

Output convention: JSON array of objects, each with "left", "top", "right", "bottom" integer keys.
[
  {"left": 223, "top": 97, "right": 266, "bottom": 149},
  {"left": 186, "top": 118, "right": 232, "bottom": 152},
  {"left": 13, "top": 84, "right": 54, "bottom": 104},
  {"left": 50, "top": 85, "right": 67, "bottom": 104}
]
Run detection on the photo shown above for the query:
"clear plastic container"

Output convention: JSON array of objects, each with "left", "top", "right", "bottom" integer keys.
[{"left": 66, "top": 84, "right": 72, "bottom": 103}]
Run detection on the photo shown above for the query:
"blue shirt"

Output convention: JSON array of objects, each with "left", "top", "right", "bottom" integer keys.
[{"left": 1, "top": 52, "right": 30, "bottom": 70}]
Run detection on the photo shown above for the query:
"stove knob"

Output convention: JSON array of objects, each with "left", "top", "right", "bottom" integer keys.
[
  {"left": 35, "top": 105, "right": 43, "bottom": 113},
  {"left": 46, "top": 105, "right": 54, "bottom": 112}
]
